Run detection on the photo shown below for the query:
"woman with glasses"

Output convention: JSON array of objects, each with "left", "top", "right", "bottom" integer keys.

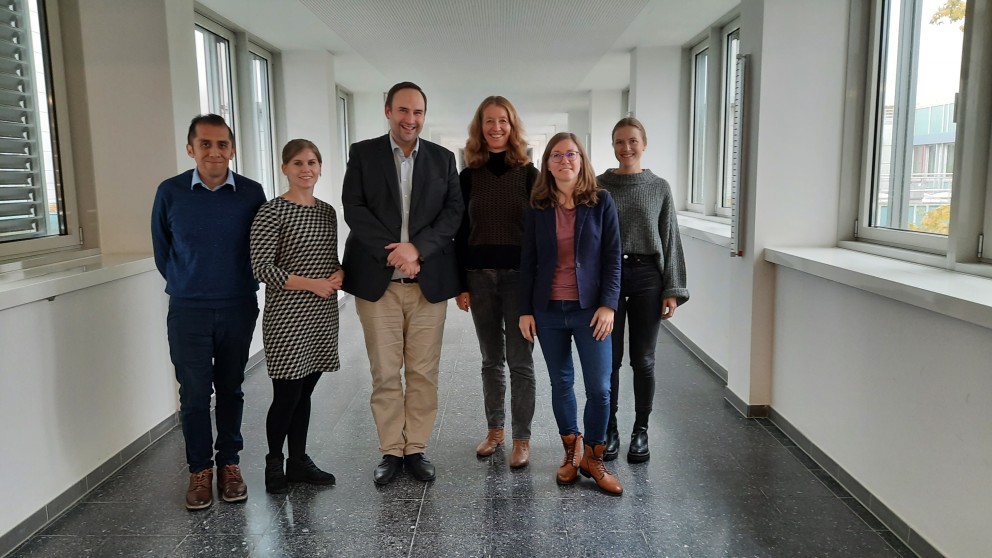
[
  {"left": 519, "top": 132, "right": 623, "bottom": 495},
  {"left": 250, "top": 139, "right": 343, "bottom": 493},
  {"left": 597, "top": 117, "right": 689, "bottom": 463},
  {"left": 455, "top": 96, "right": 539, "bottom": 468}
]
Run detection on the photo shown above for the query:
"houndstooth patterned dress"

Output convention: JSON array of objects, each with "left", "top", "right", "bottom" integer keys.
[{"left": 250, "top": 197, "right": 341, "bottom": 380}]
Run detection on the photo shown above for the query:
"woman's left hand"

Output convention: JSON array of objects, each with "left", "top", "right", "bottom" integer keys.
[
  {"left": 660, "top": 297, "right": 678, "bottom": 320},
  {"left": 590, "top": 306, "right": 615, "bottom": 341}
]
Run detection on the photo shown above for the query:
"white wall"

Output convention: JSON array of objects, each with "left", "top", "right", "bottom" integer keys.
[
  {"left": 589, "top": 89, "right": 623, "bottom": 174},
  {"left": 277, "top": 50, "right": 342, "bottom": 206},
  {"left": 669, "top": 235, "right": 733, "bottom": 370},
  {"left": 0, "top": 273, "right": 175, "bottom": 536},
  {"left": 630, "top": 46, "right": 683, "bottom": 206},
  {"left": 773, "top": 268, "right": 992, "bottom": 558}
]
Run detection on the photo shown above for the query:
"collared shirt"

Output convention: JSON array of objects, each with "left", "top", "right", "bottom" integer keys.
[
  {"left": 191, "top": 168, "right": 237, "bottom": 191},
  {"left": 389, "top": 134, "right": 419, "bottom": 279}
]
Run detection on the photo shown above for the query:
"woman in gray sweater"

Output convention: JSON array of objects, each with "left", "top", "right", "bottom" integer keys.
[{"left": 596, "top": 117, "right": 689, "bottom": 463}]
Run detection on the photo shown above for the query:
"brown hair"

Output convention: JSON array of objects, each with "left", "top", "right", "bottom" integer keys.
[
  {"left": 611, "top": 116, "right": 647, "bottom": 145},
  {"left": 281, "top": 139, "right": 322, "bottom": 165},
  {"left": 464, "top": 96, "right": 530, "bottom": 169},
  {"left": 530, "top": 132, "right": 600, "bottom": 209}
]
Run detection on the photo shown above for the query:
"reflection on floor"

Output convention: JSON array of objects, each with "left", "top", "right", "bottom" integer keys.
[{"left": 10, "top": 300, "right": 914, "bottom": 557}]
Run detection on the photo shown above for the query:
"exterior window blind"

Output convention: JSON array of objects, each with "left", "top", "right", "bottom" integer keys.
[{"left": 0, "top": 0, "right": 58, "bottom": 242}]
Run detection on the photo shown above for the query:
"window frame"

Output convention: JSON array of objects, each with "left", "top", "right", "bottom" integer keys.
[
  {"left": 336, "top": 86, "right": 353, "bottom": 170},
  {"left": 716, "top": 21, "right": 741, "bottom": 218},
  {"left": 0, "top": 0, "right": 81, "bottom": 262},
  {"left": 193, "top": 15, "right": 242, "bottom": 169},
  {"left": 686, "top": 40, "right": 710, "bottom": 214},
  {"left": 247, "top": 42, "right": 277, "bottom": 198}
]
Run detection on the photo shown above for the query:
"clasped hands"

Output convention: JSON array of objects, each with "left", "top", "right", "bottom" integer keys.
[
  {"left": 304, "top": 269, "right": 344, "bottom": 299},
  {"left": 385, "top": 242, "right": 420, "bottom": 278}
]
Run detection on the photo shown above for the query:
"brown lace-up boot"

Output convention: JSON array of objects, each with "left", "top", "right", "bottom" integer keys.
[
  {"left": 476, "top": 428, "right": 505, "bottom": 457},
  {"left": 556, "top": 433, "right": 583, "bottom": 485},
  {"left": 579, "top": 443, "right": 623, "bottom": 495}
]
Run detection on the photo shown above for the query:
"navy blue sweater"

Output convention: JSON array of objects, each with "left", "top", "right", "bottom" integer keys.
[{"left": 151, "top": 169, "right": 266, "bottom": 307}]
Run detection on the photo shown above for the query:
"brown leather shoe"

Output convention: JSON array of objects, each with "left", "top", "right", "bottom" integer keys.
[
  {"left": 185, "top": 468, "right": 214, "bottom": 510},
  {"left": 509, "top": 439, "right": 530, "bottom": 469},
  {"left": 579, "top": 443, "right": 623, "bottom": 495},
  {"left": 217, "top": 464, "right": 248, "bottom": 503},
  {"left": 476, "top": 428, "right": 505, "bottom": 457},
  {"left": 556, "top": 433, "right": 582, "bottom": 485}
]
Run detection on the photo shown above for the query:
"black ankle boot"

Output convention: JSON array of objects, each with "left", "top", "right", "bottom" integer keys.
[
  {"left": 604, "top": 426, "right": 620, "bottom": 462},
  {"left": 286, "top": 454, "right": 336, "bottom": 485},
  {"left": 627, "top": 427, "right": 650, "bottom": 463},
  {"left": 265, "top": 453, "right": 289, "bottom": 494}
]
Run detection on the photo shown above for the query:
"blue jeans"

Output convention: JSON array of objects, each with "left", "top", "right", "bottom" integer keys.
[
  {"left": 167, "top": 302, "right": 258, "bottom": 472},
  {"left": 467, "top": 269, "right": 536, "bottom": 439},
  {"left": 534, "top": 300, "right": 612, "bottom": 446}
]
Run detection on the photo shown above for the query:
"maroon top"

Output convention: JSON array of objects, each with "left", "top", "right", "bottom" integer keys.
[{"left": 550, "top": 205, "right": 579, "bottom": 301}]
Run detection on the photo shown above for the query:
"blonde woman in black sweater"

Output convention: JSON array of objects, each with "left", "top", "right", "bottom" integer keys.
[
  {"left": 597, "top": 117, "right": 689, "bottom": 463},
  {"left": 455, "top": 96, "right": 539, "bottom": 468}
]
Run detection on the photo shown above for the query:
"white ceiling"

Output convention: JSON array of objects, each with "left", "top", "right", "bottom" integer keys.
[{"left": 198, "top": 0, "right": 738, "bottom": 138}]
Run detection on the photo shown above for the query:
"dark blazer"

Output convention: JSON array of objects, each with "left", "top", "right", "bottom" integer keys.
[
  {"left": 519, "top": 190, "right": 621, "bottom": 315},
  {"left": 341, "top": 134, "right": 463, "bottom": 303}
]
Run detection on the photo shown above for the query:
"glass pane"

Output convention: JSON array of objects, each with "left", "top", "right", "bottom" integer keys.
[
  {"left": 721, "top": 30, "right": 740, "bottom": 209},
  {"left": 338, "top": 95, "right": 349, "bottom": 168},
  {"left": 193, "top": 26, "right": 235, "bottom": 129},
  {"left": 0, "top": 0, "right": 63, "bottom": 242},
  {"left": 872, "top": 0, "right": 963, "bottom": 235},
  {"left": 691, "top": 48, "right": 708, "bottom": 206},
  {"left": 250, "top": 54, "right": 274, "bottom": 198}
]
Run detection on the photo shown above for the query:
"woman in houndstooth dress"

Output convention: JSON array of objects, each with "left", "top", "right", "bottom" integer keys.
[{"left": 250, "top": 139, "right": 342, "bottom": 493}]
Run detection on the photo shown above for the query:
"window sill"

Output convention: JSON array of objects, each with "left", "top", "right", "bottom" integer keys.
[
  {"left": 765, "top": 246, "right": 992, "bottom": 330},
  {"left": 0, "top": 253, "right": 157, "bottom": 312},
  {"left": 678, "top": 213, "right": 733, "bottom": 248}
]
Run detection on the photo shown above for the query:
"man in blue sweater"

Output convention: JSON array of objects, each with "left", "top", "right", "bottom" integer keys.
[{"left": 151, "top": 114, "right": 266, "bottom": 510}]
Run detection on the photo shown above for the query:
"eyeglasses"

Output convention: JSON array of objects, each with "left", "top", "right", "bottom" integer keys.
[{"left": 549, "top": 151, "right": 580, "bottom": 163}]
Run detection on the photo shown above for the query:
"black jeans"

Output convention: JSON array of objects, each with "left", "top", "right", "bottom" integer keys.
[
  {"left": 267, "top": 372, "right": 322, "bottom": 458},
  {"left": 467, "top": 269, "right": 536, "bottom": 439},
  {"left": 609, "top": 256, "right": 664, "bottom": 432},
  {"left": 167, "top": 302, "right": 258, "bottom": 472}
]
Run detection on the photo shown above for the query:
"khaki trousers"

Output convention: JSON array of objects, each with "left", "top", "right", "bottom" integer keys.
[{"left": 355, "top": 282, "right": 447, "bottom": 456}]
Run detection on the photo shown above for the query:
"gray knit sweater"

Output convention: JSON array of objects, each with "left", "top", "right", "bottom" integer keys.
[{"left": 597, "top": 169, "right": 689, "bottom": 305}]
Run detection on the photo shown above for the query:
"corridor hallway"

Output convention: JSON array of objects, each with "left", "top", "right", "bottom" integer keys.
[{"left": 9, "top": 301, "right": 912, "bottom": 557}]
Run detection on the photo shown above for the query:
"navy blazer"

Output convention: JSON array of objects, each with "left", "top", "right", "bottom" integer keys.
[
  {"left": 341, "top": 134, "right": 464, "bottom": 303},
  {"left": 519, "top": 190, "right": 621, "bottom": 315}
]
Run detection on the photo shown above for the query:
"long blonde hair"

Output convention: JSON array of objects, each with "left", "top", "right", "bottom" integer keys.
[
  {"left": 464, "top": 96, "right": 530, "bottom": 169},
  {"left": 530, "top": 132, "right": 599, "bottom": 209}
]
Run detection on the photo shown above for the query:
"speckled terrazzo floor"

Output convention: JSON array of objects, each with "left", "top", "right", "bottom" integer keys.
[{"left": 8, "top": 299, "right": 915, "bottom": 557}]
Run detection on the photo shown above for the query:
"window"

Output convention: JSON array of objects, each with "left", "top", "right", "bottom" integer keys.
[
  {"left": 0, "top": 0, "right": 78, "bottom": 259},
  {"left": 193, "top": 21, "right": 236, "bottom": 138},
  {"left": 688, "top": 42, "right": 709, "bottom": 208},
  {"left": 719, "top": 25, "right": 741, "bottom": 215},
  {"left": 193, "top": 15, "right": 278, "bottom": 198},
  {"left": 248, "top": 46, "right": 276, "bottom": 197},
  {"left": 336, "top": 88, "right": 352, "bottom": 168},
  {"left": 860, "top": 0, "right": 966, "bottom": 253},
  {"left": 685, "top": 21, "right": 743, "bottom": 219}
]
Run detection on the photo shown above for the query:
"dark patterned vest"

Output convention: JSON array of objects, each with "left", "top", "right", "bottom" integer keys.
[{"left": 468, "top": 165, "right": 529, "bottom": 247}]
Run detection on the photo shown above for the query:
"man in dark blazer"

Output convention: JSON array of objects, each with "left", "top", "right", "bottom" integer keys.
[{"left": 342, "top": 82, "right": 463, "bottom": 486}]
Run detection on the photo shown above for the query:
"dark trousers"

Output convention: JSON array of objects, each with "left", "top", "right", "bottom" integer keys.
[
  {"left": 266, "top": 372, "right": 322, "bottom": 458},
  {"left": 167, "top": 302, "right": 258, "bottom": 473},
  {"left": 609, "top": 258, "right": 664, "bottom": 432},
  {"left": 467, "top": 269, "right": 536, "bottom": 439}
]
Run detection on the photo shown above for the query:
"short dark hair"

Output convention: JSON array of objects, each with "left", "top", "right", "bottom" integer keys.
[
  {"left": 187, "top": 114, "right": 235, "bottom": 145},
  {"left": 385, "top": 82, "right": 427, "bottom": 112}
]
